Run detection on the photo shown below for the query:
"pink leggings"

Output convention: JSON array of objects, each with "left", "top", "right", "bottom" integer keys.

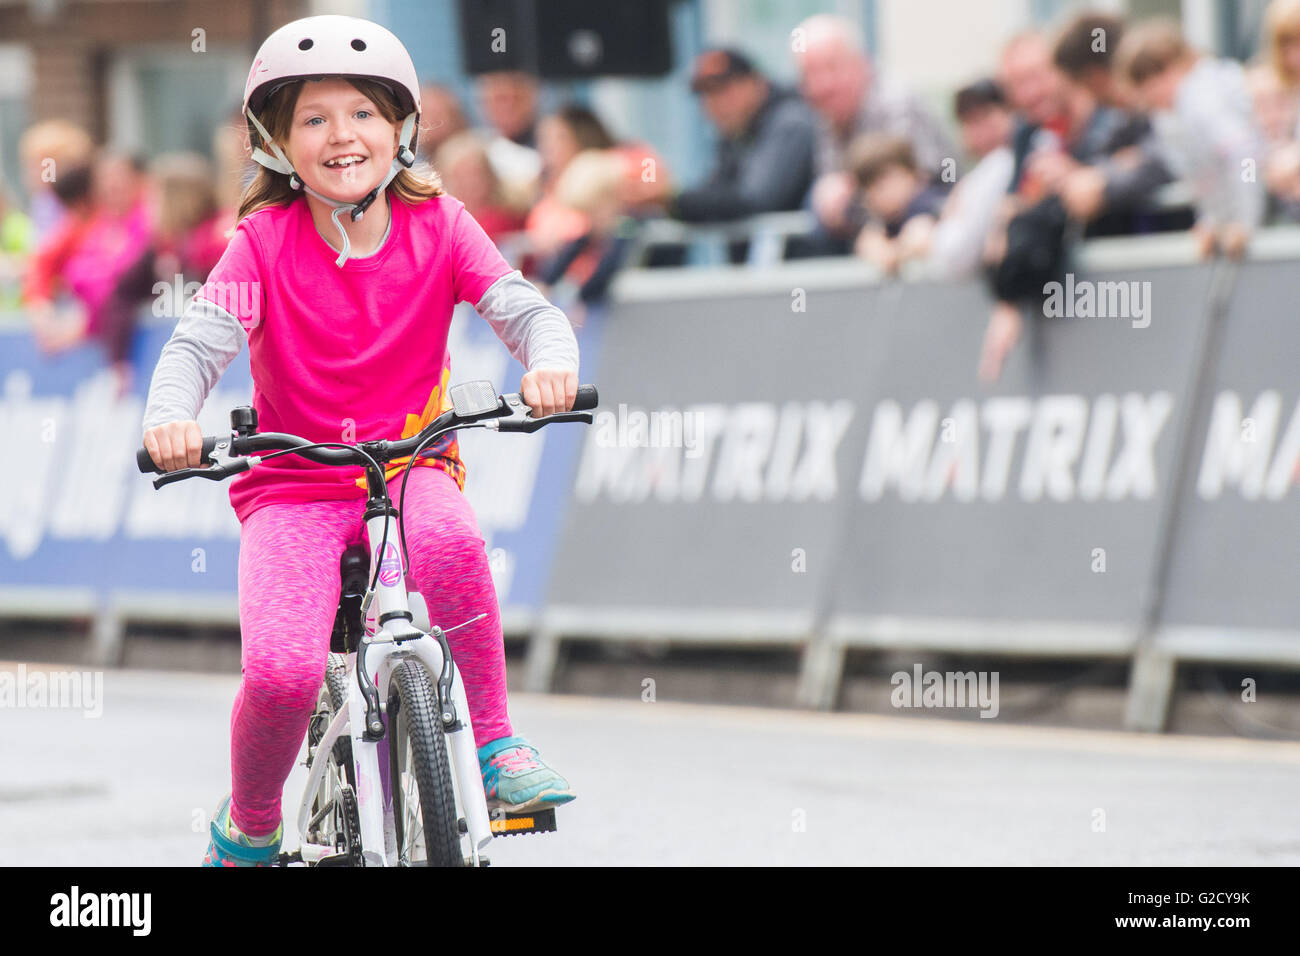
[{"left": 229, "top": 465, "right": 511, "bottom": 837}]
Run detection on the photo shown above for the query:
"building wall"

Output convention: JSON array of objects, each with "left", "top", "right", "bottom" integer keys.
[
  {"left": 877, "top": 0, "right": 1033, "bottom": 97},
  {"left": 0, "top": 0, "right": 304, "bottom": 140}
]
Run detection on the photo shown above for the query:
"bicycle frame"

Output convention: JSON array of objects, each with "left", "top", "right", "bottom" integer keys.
[{"left": 295, "top": 502, "right": 493, "bottom": 865}]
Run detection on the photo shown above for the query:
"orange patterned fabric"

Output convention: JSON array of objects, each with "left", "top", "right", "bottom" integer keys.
[{"left": 353, "top": 363, "right": 467, "bottom": 493}]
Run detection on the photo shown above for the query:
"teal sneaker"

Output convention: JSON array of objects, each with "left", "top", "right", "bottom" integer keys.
[
  {"left": 201, "top": 794, "right": 283, "bottom": 867},
  {"left": 478, "top": 735, "right": 576, "bottom": 813}
]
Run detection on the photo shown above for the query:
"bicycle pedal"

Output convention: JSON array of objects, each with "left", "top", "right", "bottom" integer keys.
[{"left": 488, "top": 807, "right": 557, "bottom": 837}]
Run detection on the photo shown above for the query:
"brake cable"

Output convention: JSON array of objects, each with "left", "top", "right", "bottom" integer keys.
[{"left": 394, "top": 422, "right": 487, "bottom": 572}]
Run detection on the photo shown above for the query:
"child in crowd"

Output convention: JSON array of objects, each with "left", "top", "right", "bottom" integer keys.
[
  {"left": 434, "top": 131, "right": 529, "bottom": 243},
  {"left": 17, "top": 120, "right": 94, "bottom": 243},
  {"left": 97, "top": 153, "right": 232, "bottom": 394},
  {"left": 927, "top": 79, "right": 1016, "bottom": 280},
  {"left": 1248, "top": 0, "right": 1300, "bottom": 218},
  {"left": 848, "top": 135, "right": 946, "bottom": 274},
  {"left": 23, "top": 154, "right": 151, "bottom": 363},
  {"left": 1247, "top": 64, "right": 1300, "bottom": 218},
  {"left": 536, "top": 148, "right": 640, "bottom": 310}
]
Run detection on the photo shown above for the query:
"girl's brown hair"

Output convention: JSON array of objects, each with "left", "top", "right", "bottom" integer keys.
[{"left": 237, "top": 76, "right": 442, "bottom": 222}]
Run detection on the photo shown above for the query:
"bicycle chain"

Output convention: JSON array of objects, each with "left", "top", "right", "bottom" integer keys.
[{"left": 338, "top": 784, "right": 363, "bottom": 866}]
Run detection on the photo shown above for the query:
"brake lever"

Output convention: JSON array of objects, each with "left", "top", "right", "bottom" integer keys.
[
  {"left": 151, "top": 435, "right": 252, "bottom": 489},
  {"left": 538, "top": 411, "right": 594, "bottom": 426},
  {"left": 489, "top": 410, "right": 594, "bottom": 433},
  {"left": 153, "top": 466, "right": 223, "bottom": 489},
  {"left": 152, "top": 458, "right": 253, "bottom": 489}
]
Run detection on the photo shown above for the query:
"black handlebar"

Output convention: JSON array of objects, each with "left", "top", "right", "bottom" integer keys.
[{"left": 136, "top": 384, "right": 599, "bottom": 484}]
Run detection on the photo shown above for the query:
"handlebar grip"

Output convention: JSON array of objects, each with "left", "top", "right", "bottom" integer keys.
[
  {"left": 572, "top": 384, "right": 598, "bottom": 412},
  {"left": 136, "top": 435, "right": 220, "bottom": 474}
]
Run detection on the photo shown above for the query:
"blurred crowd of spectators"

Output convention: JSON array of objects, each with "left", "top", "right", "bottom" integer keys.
[
  {"left": 1, "top": 118, "right": 236, "bottom": 394},
  {"left": 6, "top": 4, "right": 1300, "bottom": 384}
]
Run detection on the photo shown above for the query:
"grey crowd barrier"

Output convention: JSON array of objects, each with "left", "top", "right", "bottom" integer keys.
[
  {"left": 814, "top": 263, "right": 1218, "bottom": 716},
  {"left": 525, "top": 267, "right": 879, "bottom": 689},
  {"left": 533, "top": 241, "right": 1300, "bottom": 729},
  {"left": 1121, "top": 253, "right": 1300, "bottom": 728},
  {"left": 1159, "top": 259, "right": 1300, "bottom": 636}
]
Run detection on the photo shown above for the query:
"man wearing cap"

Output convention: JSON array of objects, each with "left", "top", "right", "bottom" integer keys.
[{"left": 668, "top": 48, "right": 816, "bottom": 223}]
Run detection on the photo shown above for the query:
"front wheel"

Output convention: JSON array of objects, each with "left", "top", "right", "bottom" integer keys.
[{"left": 388, "top": 658, "right": 463, "bottom": 866}]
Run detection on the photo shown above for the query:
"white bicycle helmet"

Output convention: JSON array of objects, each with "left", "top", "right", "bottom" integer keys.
[{"left": 242, "top": 15, "right": 422, "bottom": 265}]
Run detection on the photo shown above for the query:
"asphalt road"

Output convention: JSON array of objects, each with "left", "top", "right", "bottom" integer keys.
[{"left": 4, "top": 662, "right": 1300, "bottom": 866}]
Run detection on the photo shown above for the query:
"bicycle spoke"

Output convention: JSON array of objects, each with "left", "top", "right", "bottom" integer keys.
[{"left": 400, "top": 736, "right": 425, "bottom": 863}]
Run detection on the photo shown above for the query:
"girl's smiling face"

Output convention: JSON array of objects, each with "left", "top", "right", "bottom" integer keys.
[{"left": 282, "top": 77, "right": 400, "bottom": 202}]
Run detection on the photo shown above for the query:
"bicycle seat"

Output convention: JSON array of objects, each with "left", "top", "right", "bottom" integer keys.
[{"left": 339, "top": 545, "right": 369, "bottom": 594}]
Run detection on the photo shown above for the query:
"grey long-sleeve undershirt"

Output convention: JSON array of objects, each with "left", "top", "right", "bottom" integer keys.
[{"left": 141, "top": 270, "right": 580, "bottom": 432}]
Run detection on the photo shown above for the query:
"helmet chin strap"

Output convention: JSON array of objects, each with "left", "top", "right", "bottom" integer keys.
[{"left": 246, "top": 110, "right": 418, "bottom": 267}]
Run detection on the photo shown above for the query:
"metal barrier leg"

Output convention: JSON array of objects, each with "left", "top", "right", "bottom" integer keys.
[
  {"left": 1124, "top": 644, "right": 1176, "bottom": 732},
  {"left": 796, "top": 636, "right": 845, "bottom": 711},
  {"left": 523, "top": 627, "right": 560, "bottom": 694},
  {"left": 89, "top": 606, "right": 125, "bottom": 669},
  {"left": 1125, "top": 259, "right": 1237, "bottom": 734}
]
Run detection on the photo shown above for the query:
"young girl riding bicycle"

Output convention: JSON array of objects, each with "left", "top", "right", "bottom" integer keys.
[{"left": 140, "top": 15, "right": 580, "bottom": 867}]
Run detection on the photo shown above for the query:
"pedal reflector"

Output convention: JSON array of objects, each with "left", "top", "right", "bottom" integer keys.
[{"left": 489, "top": 807, "right": 557, "bottom": 836}]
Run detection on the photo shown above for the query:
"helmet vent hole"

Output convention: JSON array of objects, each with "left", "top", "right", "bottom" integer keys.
[
  {"left": 298, "top": 38, "right": 314, "bottom": 51},
  {"left": 351, "top": 39, "right": 367, "bottom": 51}
]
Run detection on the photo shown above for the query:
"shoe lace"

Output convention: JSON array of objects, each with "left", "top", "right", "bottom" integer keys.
[{"left": 489, "top": 746, "right": 542, "bottom": 774}]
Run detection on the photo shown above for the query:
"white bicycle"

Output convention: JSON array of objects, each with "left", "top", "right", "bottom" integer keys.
[{"left": 137, "top": 380, "right": 597, "bottom": 866}]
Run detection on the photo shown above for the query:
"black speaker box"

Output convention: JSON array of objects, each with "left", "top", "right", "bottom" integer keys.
[{"left": 458, "top": 0, "right": 673, "bottom": 78}]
